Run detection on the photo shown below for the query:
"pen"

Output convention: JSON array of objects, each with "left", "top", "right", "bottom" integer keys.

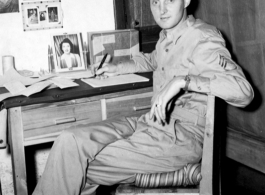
[{"left": 97, "top": 53, "right": 108, "bottom": 71}]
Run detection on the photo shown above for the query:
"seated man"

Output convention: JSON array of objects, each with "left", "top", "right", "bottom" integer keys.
[{"left": 33, "top": 0, "right": 254, "bottom": 195}]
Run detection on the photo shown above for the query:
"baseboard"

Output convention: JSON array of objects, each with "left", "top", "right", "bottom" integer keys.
[{"left": 226, "top": 127, "right": 265, "bottom": 174}]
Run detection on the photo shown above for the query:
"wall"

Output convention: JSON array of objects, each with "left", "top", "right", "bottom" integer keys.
[
  {"left": 0, "top": 1, "right": 115, "bottom": 194},
  {"left": 0, "top": 0, "right": 115, "bottom": 73},
  {"left": 191, "top": 0, "right": 264, "bottom": 140},
  {"left": 190, "top": 0, "right": 265, "bottom": 173}
]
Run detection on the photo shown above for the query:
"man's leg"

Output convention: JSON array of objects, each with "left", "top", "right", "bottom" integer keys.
[
  {"left": 83, "top": 117, "right": 202, "bottom": 191},
  {"left": 33, "top": 117, "right": 138, "bottom": 195}
]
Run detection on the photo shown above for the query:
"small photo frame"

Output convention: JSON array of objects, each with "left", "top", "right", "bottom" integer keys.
[
  {"left": 51, "top": 33, "right": 85, "bottom": 73},
  {"left": 47, "top": 6, "right": 59, "bottom": 23},
  {"left": 39, "top": 11, "right": 46, "bottom": 22},
  {"left": 21, "top": 0, "right": 63, "bottom": 31},
  {"left": 27, "top": 8, "right": 39, "bottom": 25}
]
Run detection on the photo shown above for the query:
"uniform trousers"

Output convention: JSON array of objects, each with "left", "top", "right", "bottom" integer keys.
[{"left": 32, "top": 109, "right": 203, "bottom": 195}]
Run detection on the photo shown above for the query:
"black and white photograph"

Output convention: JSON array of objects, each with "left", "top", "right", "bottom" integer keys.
[
  {"left": 48, "top": 7, "right": 58, "bottom": 23},
  {"left": 39, "top": 10, "right": 46, "bottom": 21},
  {"left": 27, "top": 8, "right": 38, "bottom": 24},
  {"left": 1, "top": 1, "right": 265, "bottom": 195},
  {"left": 51, "top": 33, "right": 85, "bottom": 72},
  {"left": 21, "top": 0, "right": 62, "bottom": 31}
]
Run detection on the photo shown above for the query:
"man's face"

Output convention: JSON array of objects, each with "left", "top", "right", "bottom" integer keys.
[{"left": 150, "top": 0, "right": 188, "bottom": 30}]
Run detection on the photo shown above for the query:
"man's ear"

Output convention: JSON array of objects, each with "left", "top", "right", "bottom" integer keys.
[{"left": 184, "top": 0, "right": 191, "bottom": 8}]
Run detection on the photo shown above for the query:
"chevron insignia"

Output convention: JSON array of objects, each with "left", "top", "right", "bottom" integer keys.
[{"left": 219, "top": 55, "right": 237, "bottom": 71}]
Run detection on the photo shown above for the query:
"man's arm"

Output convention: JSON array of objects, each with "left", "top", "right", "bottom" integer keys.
[
  {"left": 117, "top": 51, "right": 158, "bottom": 74},
  {"left": 188, "top": 33, "right": 254, "bottom": 108},
  {"left": 91, "top": 51, "right": 157, "bottom": 78}
]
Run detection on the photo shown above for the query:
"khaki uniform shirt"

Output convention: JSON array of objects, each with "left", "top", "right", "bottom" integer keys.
[
  {"left": 117, "top": 16, "right": 254, "bottom": 139},
  {"left": 119, "top": 15, "right": 254, "bottom": 121}
]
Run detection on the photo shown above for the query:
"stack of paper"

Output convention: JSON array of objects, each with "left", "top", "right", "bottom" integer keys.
[{"left": 81, "top": 74, "right": 149, "bottom": 88}]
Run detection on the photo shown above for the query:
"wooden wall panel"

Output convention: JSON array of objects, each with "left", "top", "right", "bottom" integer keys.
[
  {"left": 257, "top": 0, "right": 265, "bottom": 40},
  {"left": 141, "top": 1, "right": 156, "bottom": 26},
  {"left": 193, "top": 0, "right": 265, "bottom": 173},
  {"left": 226, "top": 128, "right": 265, "bottom": 174},
  {"left": 200, "top": 0, "right": 232, "bottom": 42},
  {"left": 194, "top": 0, "right": 265, "bottom": 137},
  {"left": 235, "top": 44, "right": 265, "bottom": 89},
  {"left": 229, "top": 0, "right": 257, "bottom": 43},
  {"left": 122, "top": 0, "right": 156, "bottom": 28},
  {"left": 131, "top": 0, "right": 142, "bottom": 27}
]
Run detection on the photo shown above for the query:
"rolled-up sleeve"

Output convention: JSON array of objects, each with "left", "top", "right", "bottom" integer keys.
[
  {"left": 188, "top": 34, "right": 254, "bottom": 107},
  {"left": 117, "top": 51, "right": 157, "bottom": 74}
]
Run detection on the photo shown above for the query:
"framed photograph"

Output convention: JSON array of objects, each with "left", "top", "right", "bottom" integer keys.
[
  {"left": 21, "top": 0, "right": 63, "bottom": 31},
  {"left": 51, "top": 33, "right": 86, "bottom": 73}
]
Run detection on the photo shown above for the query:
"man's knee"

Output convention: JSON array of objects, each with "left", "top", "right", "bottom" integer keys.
[{"left": 53, "top": 130, "right": 78, "bottom": 150}]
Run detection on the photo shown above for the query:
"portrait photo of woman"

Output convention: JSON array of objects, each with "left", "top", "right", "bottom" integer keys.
[
  {"left": 59, "top": 38, "right": 81, "bottom": 69},
  {"left": 51, "top": 33, "right": 85, "bottom": 72}
]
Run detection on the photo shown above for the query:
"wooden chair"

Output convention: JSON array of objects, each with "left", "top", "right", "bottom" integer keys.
[{"left": 116, "top": 95, "right": 217, "bottom": 195}]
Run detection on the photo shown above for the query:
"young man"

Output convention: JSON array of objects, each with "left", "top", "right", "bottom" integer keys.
[{"left": 33, "top": 0, "right": 254, "bottom": 194}]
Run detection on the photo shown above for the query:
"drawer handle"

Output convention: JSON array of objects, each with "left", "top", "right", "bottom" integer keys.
[
  {"left": 55, "top": 117, "right": 76, "bottom": 125},
  {"left": 133, "top": 105, "right": 151, "bottom": 111}
]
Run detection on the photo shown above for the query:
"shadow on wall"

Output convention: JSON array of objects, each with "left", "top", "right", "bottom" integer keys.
[{"left": 187, "top": 0, "right": 199, "bottom": 15}]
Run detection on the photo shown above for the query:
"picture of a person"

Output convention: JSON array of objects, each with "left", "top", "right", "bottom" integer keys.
[
  {"left": 40, "top": 11, "right": 46, "bottom": 21},
  {"left": 28, "top": 9, "right": 38, "bottom": 24},
  {"left": 48, "top": 8, "right": 58, "bottom": 22},
  {"left": 58, "top": 38, "right": 81, "bottom": 69}
]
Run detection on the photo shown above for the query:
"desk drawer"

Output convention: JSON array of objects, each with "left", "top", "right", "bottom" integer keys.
[
  {"left": 22, "top": 100, "right": 102, "bottom": 133},
  {"left": 106, "top": 92, "right": 153, "bottom": 119}
]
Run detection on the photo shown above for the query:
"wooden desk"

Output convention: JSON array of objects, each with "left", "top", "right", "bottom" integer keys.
[{"left": 3, "top": 73, "right": 153, "bottom": 195}]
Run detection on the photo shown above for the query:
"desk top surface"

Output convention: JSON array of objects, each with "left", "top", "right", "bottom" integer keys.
[{"left": 0, "top": 72, "right": 153, "bottom": 109}]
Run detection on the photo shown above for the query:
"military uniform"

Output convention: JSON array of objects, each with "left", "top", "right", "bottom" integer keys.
[{"left": 33, "top": 16, "right": 253, "bottom": 195}]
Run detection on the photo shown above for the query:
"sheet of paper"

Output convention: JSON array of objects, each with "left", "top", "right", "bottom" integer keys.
[
  {"left": 50, "top": 78, "right": 79, "bottom": 89},
  {"left": 3, "top": 81, "right": 27, "bottom": 95},
  {"left": 20, "top": 81, "right": 52, "bottom": 97},
  {"left": 81, "top": 74, "right": 149, "bottom": 88},
  {"left": 0, "top": 66, "right": 55, "bottom": 87},
  {"left": 0, "top": 92, "right": 14, "bottom": 102},
  {"left": 56, "top": 70, "right": 93, "bottom": 79}
]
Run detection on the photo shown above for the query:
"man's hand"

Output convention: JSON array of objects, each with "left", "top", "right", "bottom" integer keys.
[
  {"left": 149, "top": 76, "right": 186, "bottom": 124},
  {"left": 90, "top": 62, "right": 119, "bottom": 79}
]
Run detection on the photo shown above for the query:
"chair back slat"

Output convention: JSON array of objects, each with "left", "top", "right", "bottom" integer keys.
[{"left": 200, "top": 95, "right": 215, "bottom": 195}]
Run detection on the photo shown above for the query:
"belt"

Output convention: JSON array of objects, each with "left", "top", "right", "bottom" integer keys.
[{"left": 170, "top": 106, "right": 206, "bottom": 127}]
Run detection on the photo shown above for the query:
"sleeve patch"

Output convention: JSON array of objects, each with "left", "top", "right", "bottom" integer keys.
[{"left": 219, "top": 55, "right": 237, "bottom": 71}]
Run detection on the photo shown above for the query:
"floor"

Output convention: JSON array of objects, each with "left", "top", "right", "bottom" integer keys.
[{"left": 221, "top": 158, "right": 265, "bottom": 195}]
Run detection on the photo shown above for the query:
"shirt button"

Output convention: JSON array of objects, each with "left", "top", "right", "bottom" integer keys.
[
  {"left": 162, "top": 67, "right": 164, "bottom": 71},
  {"left": 165, "top": 49, "right": 169, "bottom": 52},
  {"left": 198, "top": 86, "right": 201, "bottom": 90}
]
